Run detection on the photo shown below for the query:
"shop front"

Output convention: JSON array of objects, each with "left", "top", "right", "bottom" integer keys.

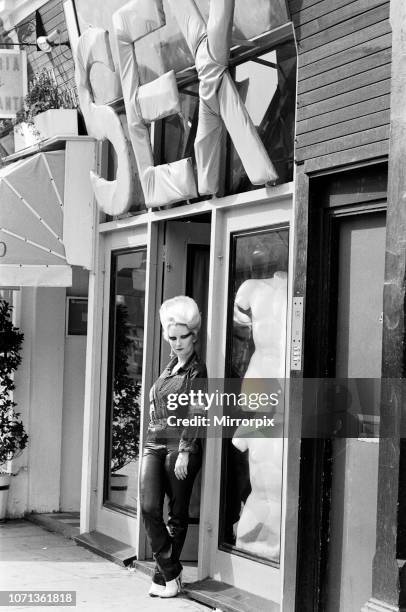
[
  {"left": 71, "top": 1, "right": 298, "bottom": 607},
  {"left": 79, "top": 185, "right": 297, "bottom": 608},
  {"left": 2, "top": 0, "right": 404, "bottom": 609}
]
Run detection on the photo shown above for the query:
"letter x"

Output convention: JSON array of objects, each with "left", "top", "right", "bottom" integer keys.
[{"left": 168, "top": 0, "right": 278, "bottom": 195}]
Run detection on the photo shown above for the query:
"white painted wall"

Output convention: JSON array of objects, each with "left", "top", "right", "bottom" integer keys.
[
  {"left": 8, "top": 287, "right": 65, "bottom": 516},
  {"left": 6, "top": 274, "right": 89, "bottom": 516},
  {"left": 60, "top": 335, "right": 86, "bottom": 511},
  {"left": 28, "top": 287, "right": 65, "bottom": 512}
]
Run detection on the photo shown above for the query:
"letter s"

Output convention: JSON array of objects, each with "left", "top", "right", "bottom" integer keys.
[{"left": 75, "top": 27, "right": 135, "bottom": 215}]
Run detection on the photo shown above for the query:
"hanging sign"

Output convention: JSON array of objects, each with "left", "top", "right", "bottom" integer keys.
[{"left": 0, "top": 50, "right": 27, "bottom": 119}]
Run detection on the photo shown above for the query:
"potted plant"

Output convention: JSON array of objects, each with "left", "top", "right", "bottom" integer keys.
[
  {"left": 0, "top": 300, "right": 28, "bottom": 521},
  {"left": 109, "top": 304, "right": 141, "bottom": 505},
  {"left": 14, "top": 68, "right": 78, "bottom": 152}
]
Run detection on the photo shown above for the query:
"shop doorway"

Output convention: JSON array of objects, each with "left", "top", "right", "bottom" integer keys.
[
  {"left": 152, "top": 216, "right": 211, "bottom": 564},
  {"left": 297, "top": 165, "right": 387, "bottom": 611},
  {"left": 95, "top": 225, "right": 149, "bottom": 547},
  {"left": 325, "top": 212, "right": 385, "bottom": 612},
  {"left": 160, "top": 218, "right": 211, "bottom": 371}
]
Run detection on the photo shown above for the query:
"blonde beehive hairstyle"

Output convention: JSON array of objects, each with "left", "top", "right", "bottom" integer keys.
[{"left": 160, "top": 296, "right": 201, "bottom": 342}]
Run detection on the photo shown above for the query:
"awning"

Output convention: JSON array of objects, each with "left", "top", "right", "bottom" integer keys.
[{"left": 0, "top": 151, "right": 71, "bottom": 287}]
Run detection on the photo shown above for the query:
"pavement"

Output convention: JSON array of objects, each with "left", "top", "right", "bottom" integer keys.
[{"left": 0, "top": 521, "right": 211, "bottom": 612}]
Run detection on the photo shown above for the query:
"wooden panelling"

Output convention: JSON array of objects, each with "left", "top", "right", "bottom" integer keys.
[
  {"left": 297, "top": 80, "right": 391, "bottom": 122},
  {"left": 293, "top": 0, "right": 370, "bottom": 28},
  {"left": 297, "top": 2, "right": 388, "bottom": 52},
  {"left": 290, "top": 0, "right": 392, "bottom": 171},
  {"left": 41, "top": 4, "right": 62, "bottom": 21},
  {"left": 299, "top": 18, "right": 390, "bottom": 67},
  {"left": 299, "top": 64, "right": 390, "bottom": 107},
  {"left": 296, "top": 125, "right": 389, "bottom": 162},
  {"left": 299, "top": 31, "right": 391, "bottom": 81},
  {"left": 290, "top": 0, "right": 329, "bottom": 15},
  {"left": 298, "top": 45, "right": 391, "bottom": 94},
  {"left": 304, "top": 141, "right": 389, "bottom": 173},
  {"left": 297, "top": 110, "right": 390, "bottom": 149},
  {"left": 296, "top": 95, "right": 391, "bottom": 136}
]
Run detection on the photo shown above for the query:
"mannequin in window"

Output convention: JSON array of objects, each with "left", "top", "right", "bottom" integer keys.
[
  {"left": 231, "top": 241, "right": 287, "bottom": 559},
  {"left": 233, "top": 243, "right": 287, "bottom": 382}
]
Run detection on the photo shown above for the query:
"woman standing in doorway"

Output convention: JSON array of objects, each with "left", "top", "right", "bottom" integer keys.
[{"left": 140, "top": 296, "right": 207, "bottom": 598}]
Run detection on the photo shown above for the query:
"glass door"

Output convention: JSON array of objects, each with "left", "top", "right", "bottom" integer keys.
[
  {"left": 95, "top": 225, "right": 149, "bottom": 546},
  {"left": 138, "top": 217, "right": 211, "bottom": 565},
  {"left": 160, "top": 219, "right": 211, "bottom": 368},
  {"left": 200, "top": 197, "right": 293, "bottom": 605}
]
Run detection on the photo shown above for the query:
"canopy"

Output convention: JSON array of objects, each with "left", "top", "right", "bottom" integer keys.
[{"left": 0, "top": 151, "right": 72, "bottom": 287}]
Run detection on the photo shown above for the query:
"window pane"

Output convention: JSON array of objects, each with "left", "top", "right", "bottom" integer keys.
[
  {"left": 105, "top": 249, "right": 146, "bottom": 511},
  {"left": 227, "top": 41, "right": 297, "bottom": 194},
  {"left": 105, "top": 112, "right": 145, "bottom": 219},
  {"left": 161, "top": 42, "right": 296, "bottom": 199},
  {"left": 161, "top": 83, "right": 199, "bottom": 166},
  {"left": 219, "top": 227, "right": 289, "bottom": 564}
]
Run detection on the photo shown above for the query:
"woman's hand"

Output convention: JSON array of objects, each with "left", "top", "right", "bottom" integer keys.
[{"left": 174, "top": 451, "right": 189, "bottom": 480}]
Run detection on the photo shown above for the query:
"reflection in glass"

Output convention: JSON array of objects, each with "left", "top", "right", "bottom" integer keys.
[
  {"left": 162, "top": 84, "right": 199, "bottom": 167},
  {"left": 228, "top": 42, "right": 297, "bottom": 193},
  {"left": 105, "top": 249, "right": 146, "bottom": 510},
  {"left": 161, "top": 41, "right": 296, "bottom": 199},
  {"left": 220, "top": 228, "right": 289, "bottom": 563}
]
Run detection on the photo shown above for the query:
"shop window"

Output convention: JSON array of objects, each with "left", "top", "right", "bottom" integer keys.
[
  {"left": 158, "top": 82, "right": 205, "bottom": 201},
  {"left": 219, "top": 226, "right": 289, "bottom": 564},
  {"left": 104, "top": 248, "right": 146, "bottom": 512},
  {"left": 160, "top": 39, "right": 296, "bottom": 197},
  {"left": 227, "top": 41, "right": 296, "bottom": 193}
]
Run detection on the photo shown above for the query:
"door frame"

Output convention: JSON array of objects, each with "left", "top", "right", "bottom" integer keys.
[
  {"left": 198, "top": 194, "right": 296, "bottom": 605},
  {"left": 159, "top": 219, "right": 211, "bottom": 371},
  {"left": 95, "top": 221, "right": 153, "bottom": 547},
  {"left": 295, "top": 163, "right": 388, "bottom": 611}
]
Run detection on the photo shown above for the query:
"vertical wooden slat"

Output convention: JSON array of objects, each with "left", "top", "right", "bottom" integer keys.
[{"left": 285, "top": 168, "right": 308, "bottom": 610}]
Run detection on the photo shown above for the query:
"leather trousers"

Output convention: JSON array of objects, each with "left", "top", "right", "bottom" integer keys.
[{"left": 140, "top": 441, "right": 202, "bottom": 583}]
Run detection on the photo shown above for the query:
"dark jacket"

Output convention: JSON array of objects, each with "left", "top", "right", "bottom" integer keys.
[{"left": 148, "top": 352, "right": 208, "bottom": 453}]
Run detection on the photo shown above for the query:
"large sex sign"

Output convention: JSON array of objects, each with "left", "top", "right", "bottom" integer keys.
[{"left": 75, "top": 0, "right": 278, "bottom": 213}]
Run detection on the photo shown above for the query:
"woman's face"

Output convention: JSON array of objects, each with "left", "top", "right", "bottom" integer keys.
[{"left": 167, "top": 324, "right": 195, "bottom": 362}]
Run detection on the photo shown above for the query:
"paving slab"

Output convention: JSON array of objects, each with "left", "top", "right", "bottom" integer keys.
[{"left": 0, "top": 521, "right": 211, "bottom": 612}]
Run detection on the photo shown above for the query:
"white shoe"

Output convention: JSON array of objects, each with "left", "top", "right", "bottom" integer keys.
[
  {"left": 159, "top": 574, "right": 182, "bottom": 598},
  {"left": 148, "top": 582, "right": 166, "bottom": 597}
]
